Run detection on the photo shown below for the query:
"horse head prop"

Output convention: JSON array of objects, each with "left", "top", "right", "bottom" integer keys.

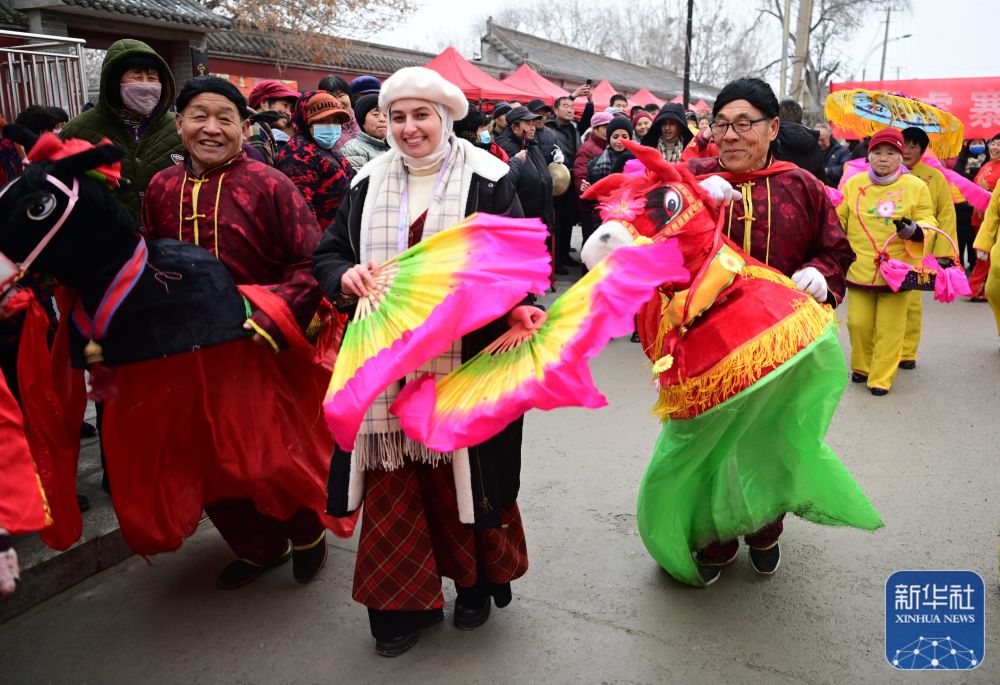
[
  {"left": 581, "top": 140, "right": 723, "bottom": 293},
  {"left": 581, "top": 140, "right": 836, "bottom": 421}
]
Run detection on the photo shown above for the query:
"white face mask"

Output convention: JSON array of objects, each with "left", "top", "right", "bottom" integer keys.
[{"left": 120, "top": 82, "right": 162, "bottom": 117}]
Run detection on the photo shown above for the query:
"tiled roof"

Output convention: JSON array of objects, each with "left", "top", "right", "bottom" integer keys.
[
  {"left": 206, "top": 29, "right": 438, "bottom": 76},
  {"left": 58, "top": 0, "right": 229, "bottom": 29},
  {"left": 0, "top": 1, "right": 26, "bottom": 28},
  {"left": 482, "top": 21, "right": 719, "bottom": 101}
]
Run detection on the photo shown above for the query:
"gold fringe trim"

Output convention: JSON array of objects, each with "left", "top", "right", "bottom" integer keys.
[
  {"left": 652, "top": 299, "right": 835, "bottom": 421},
  {"left": 740, "top": 264, "right": 797, "bottom": 289}
]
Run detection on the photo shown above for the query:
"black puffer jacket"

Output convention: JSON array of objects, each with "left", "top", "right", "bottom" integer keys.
[
  {"left": 312, "top": 151, "right": 527, "bottom": 528},
  {"left": 776, "top": 121, "right": 827, "bottom": 183},
  {"left": 495, "top": 129, "right": 554, "bottom": 225},
  {"left": 640, "top": 103, "right": 694, "bottom": 149}
]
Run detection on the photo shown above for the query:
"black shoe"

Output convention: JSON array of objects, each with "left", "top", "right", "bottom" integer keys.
[
  {"left": 697, "top": 565, "right": 722, "bottom": 587},
  {"left": 850, "top": 372, "right": 867, "bottom": 383},
  {"left": 375, "top": 631, "right": 420, "bottom": 657},
  {"left": 374, "top": 610, "right": 442, "bottom": 657},
  {"left": 80, "top": 422, "right": 97, "bottom": 438},
  {"left": 216, "top": 549, "right": 291, "bottom": 590},
  {"left": 748, "top": 544, "right": 780, "bottom": 575},
  {"left": 454, "top": 597, "right": 491, "bottom": 630},
  {"left": 490, "top": 582, "right": 512, "bottom": 608},
  {"left": 630, "top": 332, "right": 641, "bottom": 343},
  {"left": 76, "top": 494, "right": 90, "bottom": 513},
  {"left": 553, "top": 264, "right": 569, "bottom": 276},
  {"left": 561, "top": 255, "right": 581, "bottom": 267},
  {"left": 292, "top": 535, "right": 327, "bottom": 583},
  {"left": 898, "top": 360, "right": 916, "bottom": 370},
  {"left": 870, "top": 387, "right": 889, "bottom": 396}
]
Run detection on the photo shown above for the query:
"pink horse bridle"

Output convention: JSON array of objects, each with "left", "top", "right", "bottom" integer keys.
[{"left": 0, "top": 174, "right": 80, "bottom": 296}]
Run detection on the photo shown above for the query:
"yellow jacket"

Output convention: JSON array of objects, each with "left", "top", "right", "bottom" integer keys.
[
  {"left": 838, "top": 173, "right": 938, "bottom": 286},
  {"left": 973, "top": 183, "right": 1000, "bottom": 254},
  {"left": 910, "top": 160, "right": 958, "bottom": 258}
]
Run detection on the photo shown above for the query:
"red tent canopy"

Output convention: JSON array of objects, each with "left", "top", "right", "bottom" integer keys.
[
  {"left": 669, "top": 94, "right": 685, "bottom": 104},
  {"left": 424, "top": 48, "right": 536, "bottom": 102},
  {"left": 501, "top": 64, "right": 569, "bottom": 105},
  {"left": 631, "top": 88, "right": 665, "bottom": 108},
  {"left": 693, "top": 100, "right": 710, "bottom": 112}
]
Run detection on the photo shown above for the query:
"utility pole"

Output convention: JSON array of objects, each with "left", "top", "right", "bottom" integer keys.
[
  {"left": 879, "top": 6, "right": 891, "bottom": 82},
  {"left": 779, "top": 0, "right": 792, "bottom": 98},
  {"left": 790, "top": 0, "right": 814, "bottom": 105},
  {"left": 683, "top": 0, "right": 693, "bottom": 106}
]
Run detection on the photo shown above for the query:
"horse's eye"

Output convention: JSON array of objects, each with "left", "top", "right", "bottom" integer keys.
[
  {"left": 662, "top": 187, "right": 683, "bottom": 221},
  {"left": 27, "top": 194, "right": 57, "bottom": 221}
]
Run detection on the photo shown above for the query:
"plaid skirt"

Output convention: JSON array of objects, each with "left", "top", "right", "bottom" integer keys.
[{"left": 353, "top": 460, "right": 528, "bottom": 611}]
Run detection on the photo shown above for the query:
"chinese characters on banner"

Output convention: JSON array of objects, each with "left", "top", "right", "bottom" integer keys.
[{"left": 830, "top": 78, "right": 1000, "bottom": 143}]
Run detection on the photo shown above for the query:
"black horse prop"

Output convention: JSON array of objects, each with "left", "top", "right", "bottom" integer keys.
[
  {"left": 0, "top": 127, "right": 352, "bottom": 555},
  {"left": 0, "top": 126, "right": 247, "bottom": 367}
]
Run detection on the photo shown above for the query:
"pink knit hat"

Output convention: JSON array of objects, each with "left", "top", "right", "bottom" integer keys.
[{"left": 590, "top": 111, "right": 614, "bottom": 128}]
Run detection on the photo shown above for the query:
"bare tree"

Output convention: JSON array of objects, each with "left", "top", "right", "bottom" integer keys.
[
  {"left": 487, "top": 0, "right": 766, "bottom": 88},
  {"left": 200, "top": 0, "right": 419, "bottom": 65},
  {"left": 758, "top": 0, "right": 910, "bottom": 118}
]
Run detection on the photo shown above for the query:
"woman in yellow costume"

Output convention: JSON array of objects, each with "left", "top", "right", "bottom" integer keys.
[
  {"left": 838, "top": 128, "right": 937, "bottom": 395},
  {"left": 973, "top": 181, "right": 1000, "bottom": 340}
]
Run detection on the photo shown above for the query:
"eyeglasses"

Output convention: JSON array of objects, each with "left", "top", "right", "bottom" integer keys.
[{"left": 709, "top": 117, "right": 770, "bottom": 137}]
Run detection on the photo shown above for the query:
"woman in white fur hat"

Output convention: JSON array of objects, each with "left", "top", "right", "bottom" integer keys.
[{"left": 312, "top": 66, "right": 542, "bottom": 657}]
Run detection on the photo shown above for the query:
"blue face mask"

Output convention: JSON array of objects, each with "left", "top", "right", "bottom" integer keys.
[
  {"left": 312, "top": 123, "right": 342, "bottom": 149},
  {"left": 478, "top": 130, "right": 492, "bottom": 145},
  {"left": 970, "top": 144, "right": 986, "bottom": 156}
]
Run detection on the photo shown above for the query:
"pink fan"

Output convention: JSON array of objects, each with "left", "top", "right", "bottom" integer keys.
[{"left": 390, "top": 240, "right": 688, "bottom": 452}]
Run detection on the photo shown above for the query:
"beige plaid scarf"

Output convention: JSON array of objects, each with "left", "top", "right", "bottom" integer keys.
[
  {"left": 356, "top": 136, "right": 475, "bottom": 471},
  {"left": 658, "top": 137, "right": 685, "bottom": 163}
]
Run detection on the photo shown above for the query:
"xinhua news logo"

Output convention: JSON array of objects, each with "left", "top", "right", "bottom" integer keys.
[{"left": 885, "top": 570, "right": 985, "bottom": 670}]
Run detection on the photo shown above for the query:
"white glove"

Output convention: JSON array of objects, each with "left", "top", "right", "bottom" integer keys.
[
  {"left": 976, "top": 249, "right": 989, "bottom": 261},
  {"left": 552, "top": 145, "right": 565, "bottom": 165},
  {"left": 0, "top": 531, "right": 18, "bottom": 596},
  {"left": 791, "top": 266, "right": 828, "bottom": 303},
  {"left": 698, "top": 175, "right": 742, "bottom": 203}
]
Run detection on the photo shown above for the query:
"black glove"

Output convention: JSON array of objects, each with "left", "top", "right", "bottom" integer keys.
[
  {"left": 893, "top": 218, "right": 923, "bottom": 241},
  {"left": 936, "top": 257, "right": 955, "bottom": 269}
]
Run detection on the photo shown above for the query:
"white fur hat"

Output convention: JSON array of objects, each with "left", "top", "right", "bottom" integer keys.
[{"left": 379, "top": 67, "right": 468, "bottom": 120}]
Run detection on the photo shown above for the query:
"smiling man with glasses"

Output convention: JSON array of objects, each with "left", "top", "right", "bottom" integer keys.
[{"left": 685, "top": 77, "right": 855, "bottom": 582}]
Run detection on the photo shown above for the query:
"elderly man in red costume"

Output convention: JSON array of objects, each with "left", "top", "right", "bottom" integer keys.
[
  {"left": 684, "top": 77, "right": 854, "bottom": 577},
  {"left": 142, "top": 76, "right": 330, "bottom": 590}
]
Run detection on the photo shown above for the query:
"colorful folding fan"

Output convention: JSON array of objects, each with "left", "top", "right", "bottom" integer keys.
[
  {"left": 323, "top": 213, "right": 552, "bottom": 451},
  {"left": 390, "top": 240, "right": 688, "bottom": 452}
]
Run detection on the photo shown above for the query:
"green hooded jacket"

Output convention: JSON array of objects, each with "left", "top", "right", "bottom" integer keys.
[{"left": 61, "top": 38, "right": 183, "bottom": 221}]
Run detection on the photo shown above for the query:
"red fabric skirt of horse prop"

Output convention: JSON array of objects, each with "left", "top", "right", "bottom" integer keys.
[{"left": 98, "top": 286, "right": 353, "bottom": 555}]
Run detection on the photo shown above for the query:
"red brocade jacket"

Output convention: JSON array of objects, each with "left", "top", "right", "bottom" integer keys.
[
  {"left": 142, "top": 153, "right": 323, "bottom": 343},
  {"left": 687, "top": 157, "right": 855, "bottom": 305}
]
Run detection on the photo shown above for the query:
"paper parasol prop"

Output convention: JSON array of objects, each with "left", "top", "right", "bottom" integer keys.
[
  {"left": 824, "top": 89, "right": 964, "bottom": 158},
  {"left": 324, "top": 213, "right": 552, "bottom": 451},
  {"left": 390, "top": 240, "right": 688, "bottom": 452}
]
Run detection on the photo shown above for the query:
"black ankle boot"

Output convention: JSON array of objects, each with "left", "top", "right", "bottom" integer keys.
[{"left": 454, "top": 584, "right": 491, "bottom": 630}]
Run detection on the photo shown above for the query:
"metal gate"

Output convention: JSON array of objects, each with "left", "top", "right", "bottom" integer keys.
[{"left": 0, "top": 28, "right": 87, "bottom": 121}]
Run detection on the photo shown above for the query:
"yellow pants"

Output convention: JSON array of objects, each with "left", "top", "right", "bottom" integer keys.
[
  {"left": 847, "top": 289, "right": 914, "bottom": 391},
  {"left": 901, "top": 293, "right": 922, "bottom": 362},
  {"left": 987, "top": 244, "right": 1000, "bottom": 337}
]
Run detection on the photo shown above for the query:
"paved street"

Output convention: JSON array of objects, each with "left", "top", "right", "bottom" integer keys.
[{"left": 3, "top": 290, "right": 999, "bottom": 684}]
